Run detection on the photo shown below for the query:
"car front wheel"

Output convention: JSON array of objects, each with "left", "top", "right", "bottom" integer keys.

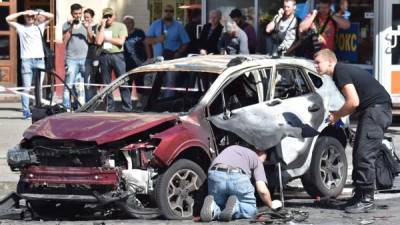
[
  {"left": 301, "top": 136, "right": 348, "bottom": 198},
  {"left": 155, "top": 159, "right": 206, "bottom": 220}
]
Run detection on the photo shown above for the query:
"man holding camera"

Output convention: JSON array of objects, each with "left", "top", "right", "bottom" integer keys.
[
  {"left": 62, "top": 3, "right": 89, "bottom": 110},
  {"left": 266, "top": 0, "right": 299, "bottom": 56}
]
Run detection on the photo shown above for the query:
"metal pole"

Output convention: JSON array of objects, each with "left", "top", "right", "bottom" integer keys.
[{"left": 277, "top": 162, "right": 285, "bottom": 208}]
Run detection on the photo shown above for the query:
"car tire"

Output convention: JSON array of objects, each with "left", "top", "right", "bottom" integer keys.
[
  {"left": 155, "top": 159, "right": 206, "bottom": 220},
  {"left": 301, "top": 136, "right": 347, "bottom": 198}
]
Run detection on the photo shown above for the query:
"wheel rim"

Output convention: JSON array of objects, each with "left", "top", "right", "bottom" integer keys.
[
  {"left": 319, "top": 145, "right": 345, "bottom": 190},
  {"left": 167, "top": 169, "right": 200, "bottom": 218}
]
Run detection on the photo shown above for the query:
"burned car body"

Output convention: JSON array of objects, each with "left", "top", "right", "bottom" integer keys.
[{"left": 8, "top": 55, "right": 349, "bottom": 219}]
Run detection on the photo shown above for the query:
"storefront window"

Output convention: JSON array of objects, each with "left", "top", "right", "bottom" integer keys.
[
  {"left": 149, "top": 0, "right": 201, "bottom": 25},
  {"left": 207, "top": 0, "right": 254, "bottom": 25},
  {"left": 0, "top": 36, "right": 10, "bottom": 60},
  {"left": 336, "top": 0, "right": 374, "bottom": 64},
  {"left": 0, "top": 6, "right": 10, "bottom": 31}
]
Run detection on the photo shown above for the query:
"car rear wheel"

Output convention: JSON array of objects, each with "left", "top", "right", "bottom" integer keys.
[
  {"left": 155, "top": 159, "right": 206, "bottom": 220},
  {"left": 301, "top": 136, "right": 347, "bottom": 198}
]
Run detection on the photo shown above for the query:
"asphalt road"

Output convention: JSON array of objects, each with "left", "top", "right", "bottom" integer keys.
[{"left": 1, "top": 102, "right": 400, "bottom": 225}]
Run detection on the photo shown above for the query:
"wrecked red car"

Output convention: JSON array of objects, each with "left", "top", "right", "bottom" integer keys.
[{"left": 7, "top": 55, "right": 350, "bottom": 219}]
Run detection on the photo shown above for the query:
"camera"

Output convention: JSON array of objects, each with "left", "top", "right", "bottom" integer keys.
[{"left": 72, "top": 19, "right": 80, "bottom": 25}]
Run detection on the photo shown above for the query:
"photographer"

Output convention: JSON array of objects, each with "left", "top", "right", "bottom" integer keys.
[
  {"left": 298, "top": 0, "right": 350, "bottom": 55},
  {"left": 265, "top": 0, "right": 299, "bottom": 56},
  {"left": 62, "top": 3, "right": 88, "bottom": 110}
]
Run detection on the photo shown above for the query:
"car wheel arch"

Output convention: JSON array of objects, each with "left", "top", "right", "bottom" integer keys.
[
  {"left": 318, "top": 126, "right": 347, "bottom": 148},
  {"left": 173, "top": 146, "right": 212, "bottom": 172}
]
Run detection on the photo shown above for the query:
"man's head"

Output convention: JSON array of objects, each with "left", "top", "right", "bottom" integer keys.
[
  {"left": 224, "top": 20, "right": 238, "bottom": 37},
  {"left": 102, "top": 7, "right": 115, "bottom": 26},
  {"left": 83, "top": 8, "right": 95, "bottom": 23},
  {"left": 23, "top": 11, "right": 36, "bottom": 25},
  {"left": 163, "top": 5, "right": 175, "bottom": 22},
  {"left": 283, "top": 0, "right": 296, "bottom": 17},
  {"left": 314, "top": 49, "right": 337, "bottom": 76},
  {"left": 123, "top": 15, "right": 135, "bottom": 32},
  {"left": 255, "top": 149, "right": 267, "bottom": 162},
  {"left": 318, "top": 0, "right": 332, "bottom": 17},
  {"left": 229, "top": 8, "right": 244, "bottom": 26},
  {"left": 70, "top": 3, "right": 83, "bottom": 22},
  {"left": 209, "top": 9, "right": 222, "bottom": 27}
]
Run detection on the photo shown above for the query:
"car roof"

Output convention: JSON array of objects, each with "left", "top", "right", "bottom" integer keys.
[{"left": 131, "top": 55, "right": 316, "bottom": 74}]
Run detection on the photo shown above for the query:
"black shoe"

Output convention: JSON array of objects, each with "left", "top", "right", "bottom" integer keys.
[
  {"left": 200, "top": 195, "right": 214, "bottom": 222},
  {"left": 345, "top": 190, "right": 375, "bottom": 214},
  {"left": 220, "top": 195, "right": 238, "bottom": 221}
]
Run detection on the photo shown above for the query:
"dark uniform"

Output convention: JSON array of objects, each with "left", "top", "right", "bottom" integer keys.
[{"left": 333, "top": 63, "right": 392, "bottom": 211}]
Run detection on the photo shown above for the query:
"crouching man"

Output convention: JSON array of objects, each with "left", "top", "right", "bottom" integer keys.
[{"left": 200, "top": 145, "right": 273, "bottom": 222}]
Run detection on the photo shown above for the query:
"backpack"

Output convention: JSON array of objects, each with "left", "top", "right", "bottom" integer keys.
[{"left": 375, "top": 143, "right": 400, "bottom": 190}]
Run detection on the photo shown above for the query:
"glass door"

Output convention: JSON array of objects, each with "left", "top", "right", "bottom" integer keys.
[
  {"left": 377, "top": 0, "right": 400, "bottom": 99},
  {"left": 0, "top": 0, "right": 17, "bottom": 85}
]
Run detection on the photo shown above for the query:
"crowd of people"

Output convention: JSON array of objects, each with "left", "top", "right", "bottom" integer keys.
[{"left": 7, "top": 0, "right": 352, "bottom": 117}]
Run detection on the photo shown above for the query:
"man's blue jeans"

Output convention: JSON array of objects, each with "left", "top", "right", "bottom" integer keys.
[
  {"left": 21, "top": 58, "right": 45, "bottom": 114},
  {"left": 63, "top": 58, "right": 86, "bottom": 109},
  {"left": 207, "top": 170, "right": 258, "bottom": 220}
]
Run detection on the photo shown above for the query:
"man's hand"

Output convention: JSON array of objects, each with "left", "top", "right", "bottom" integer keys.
[
  {"left": 158, "top": 34, "right": 165, "bottom": 43},
  {"left": 100, "top": 19, "right": 107, "bottom": 27},
  {"left": 327, "top": 112, "right": 340, "bottom": 125},
  {"left": 83, "top": 21, "right": 91, "bottom": 29},
  {"left": 24, "top": 10, "right": 36, "bottom": 16},
  {"left": 277, "top": 8, "right": 284, "bottom": 18}
]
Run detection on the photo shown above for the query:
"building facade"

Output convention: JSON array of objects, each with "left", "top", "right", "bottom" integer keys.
[{"left": 0, "top": 0, "right": 399, "bottom": 104}]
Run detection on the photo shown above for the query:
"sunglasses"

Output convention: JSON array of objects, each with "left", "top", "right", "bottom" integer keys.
[
  {"left": 164, "top": 9, "right": 174, "bottom": 13},
  {"left": 103, "top": 14, "right": 112, "bottom": 19}
]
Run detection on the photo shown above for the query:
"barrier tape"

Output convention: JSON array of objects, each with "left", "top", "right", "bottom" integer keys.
[{"left": 0, "top": 83, "right": 200, "bottom": 106}]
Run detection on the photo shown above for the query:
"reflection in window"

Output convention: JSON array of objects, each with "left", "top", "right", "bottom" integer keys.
[
  {"left": 0, "top": 36, "right": 10, "bottom": 60},
  {"left": 392, "top": 4, "right": 400, "bottom": 65},
  {"left": 0, "top": 7, "right": 10, "bottom": 31}
]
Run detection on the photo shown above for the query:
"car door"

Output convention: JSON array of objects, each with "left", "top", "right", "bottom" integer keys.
[{"left": 209, "top": 65, "right": 325, "bottom": 167}]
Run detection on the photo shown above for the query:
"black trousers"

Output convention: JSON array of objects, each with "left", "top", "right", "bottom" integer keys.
[{"left": 352, "top": 105, "right": 392, "bottom": 190}]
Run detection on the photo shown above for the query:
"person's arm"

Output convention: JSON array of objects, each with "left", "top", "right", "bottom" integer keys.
[
  {"left": 143, "top": 38, "right": 153, "bottom": 59},
  {"left": 38, "top": 11, "right": 54, "bottom": 23},
  {"left": 6, "top": 11, "right": 28, "bottom": 29},
  {"left": 328, "top": 83, "right": 359, "bottom": 123},
  {"left": 299, "top": 10, "right": 317, "bottom": 33},
  {"left": 331, "top": 14, "right": 351, "bottom": 30},
  {"left": 266, "top": 8, "right": 283, "bottom": 33},
  {"left": 174, "top": 24, "right": 190, "bottom": 58},
  {"left": 105, "top": 34, "right": 126, "bottom": 48},
  {"left": 84, "top": 22, "right": 95, "bottom": 44},
  {"left": 239, "top": 30, "right": 249, "bottom": 54},
  {"left": 96, "top": 19, "right": 107, "bottom": 45},
  {"left": 256, "top": 181, "right": 273, "bottom": 209},
  {"left": 63, "top": 21, "right": 73, "bottom": 45}
]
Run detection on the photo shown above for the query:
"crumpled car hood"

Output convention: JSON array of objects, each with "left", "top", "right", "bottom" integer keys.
[{"left": 23, "top": 112, "right": 177, "bottom": 144}]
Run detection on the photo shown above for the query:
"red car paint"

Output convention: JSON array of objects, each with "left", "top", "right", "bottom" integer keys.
[
  {"left": 22, "top": 166, "right": 119, "bottom": 187},
  {"left": 23, "top": 112, "right": 178, "bottom": 145}
]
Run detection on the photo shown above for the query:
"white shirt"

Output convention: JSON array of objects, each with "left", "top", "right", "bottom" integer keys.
[{"left": 15, "top": 23, "right": 45, "bottom": 59}]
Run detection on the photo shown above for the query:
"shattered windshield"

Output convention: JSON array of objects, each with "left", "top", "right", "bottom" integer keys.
[{"left": 82, "top": 71, "right": 218, "bottom": 113}]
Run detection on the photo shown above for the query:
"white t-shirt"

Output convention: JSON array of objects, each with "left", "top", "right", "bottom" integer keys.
[{"left": 15, "top": 23, "right": 45, "bottom": 59}]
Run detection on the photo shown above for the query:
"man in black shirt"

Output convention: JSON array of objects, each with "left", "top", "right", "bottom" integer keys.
[{"left": 314, "top": 49, "right": 392, "bottom": 213}]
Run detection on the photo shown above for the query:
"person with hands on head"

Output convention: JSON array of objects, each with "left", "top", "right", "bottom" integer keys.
[
  {"left": 200, "top": 145, "right": 277, "bottom": 222},
  {"left": 265, "top": 0, "right": 299, "bottom": 56},
  {"left": 96, "top": 7, "right": 132, "bottom": 112},
  {"left": 6, "top": 9, "right": 54, "bottom": 119},
  {"left": 314, "top": 49, "right": 392, "bottom": 214}
]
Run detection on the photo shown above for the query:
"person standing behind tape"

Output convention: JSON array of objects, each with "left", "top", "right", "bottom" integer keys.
[
  {"left": 83, "top": 8, "right": 98, "bottom": 102},
  {"left": 6, "top": 9, "right": 54, "bottom": 119},
  {"left": 123, "top": 15, "right": 146, "bottom": 108},
  {"left": 96, "top": 7, "right": 132, "bottom": 112},
  {"left": 62, "top": 3, "right": 88, "bottom": 110},
  {"left": 198, "top": 9, "right": 224, "bottom": 55},
  {"left": 265, "top": 0, "right": 299, "bottom": 56}
]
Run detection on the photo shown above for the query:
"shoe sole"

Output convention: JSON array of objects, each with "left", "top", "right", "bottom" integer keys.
[
  {"left": 200, "top": 196, "right": 214, "bottom": 222},
  {"left": 345, "top": 204, "right": 375, "bottom": 214},
  {"left": 220, "top": 196, "right": 237, "bottom": 221}
]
